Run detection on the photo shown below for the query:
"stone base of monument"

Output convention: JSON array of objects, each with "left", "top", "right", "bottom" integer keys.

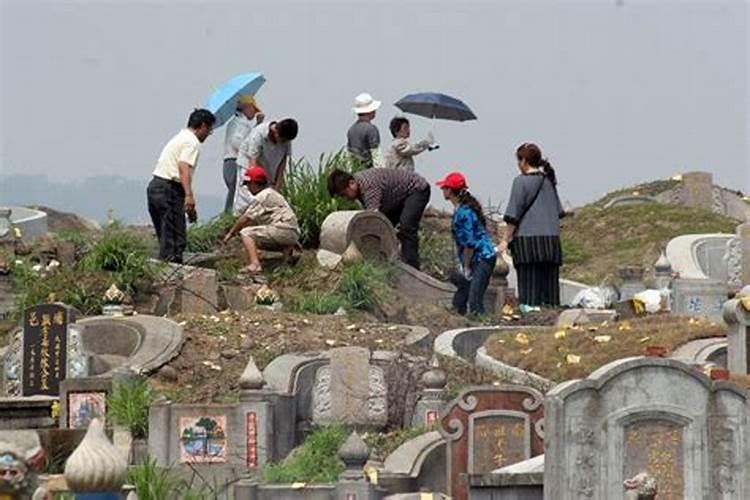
[
  {"left": 0, "top": 396, "right": 56, "bottom": 429},
  {"left": 671, "top": 278, "right": 727, "bottom": 320}
]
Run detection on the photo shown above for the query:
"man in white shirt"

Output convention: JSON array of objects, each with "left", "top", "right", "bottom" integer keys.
[
  {"left": 222, "top": 95, "right": 264, "bottom": 213},
  {"left": 146, "top": 108, "right": 215, "bottom": 263}
]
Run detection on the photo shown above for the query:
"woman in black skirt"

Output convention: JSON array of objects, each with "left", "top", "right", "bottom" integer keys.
[{"left": 497, "top": 143, "right": 566, "bottom": 308}]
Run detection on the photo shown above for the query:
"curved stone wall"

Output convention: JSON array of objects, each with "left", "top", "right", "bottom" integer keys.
[{"left": 8, "top": 206, "right": 48, "bottom": 241}]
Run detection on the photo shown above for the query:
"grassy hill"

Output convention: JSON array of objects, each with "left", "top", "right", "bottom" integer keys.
[{"left": 560, "top": 202, "right": 738, "bottom": 285}]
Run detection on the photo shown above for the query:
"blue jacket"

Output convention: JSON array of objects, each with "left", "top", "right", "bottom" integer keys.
[{"left": 452, "top": 204, "right": 497, "bottom": 265}]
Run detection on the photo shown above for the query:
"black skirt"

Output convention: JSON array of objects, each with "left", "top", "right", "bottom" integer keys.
[
  {"left": 509, "top": 235, "right": 562, "bottom": 265},
  {"left": 511, "top": 235, "right": 562, "bottom": 306}
]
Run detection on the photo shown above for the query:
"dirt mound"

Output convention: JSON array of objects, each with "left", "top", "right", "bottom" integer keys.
[{"left": 30, "top": 205, "right": 100, "bottom": 234}]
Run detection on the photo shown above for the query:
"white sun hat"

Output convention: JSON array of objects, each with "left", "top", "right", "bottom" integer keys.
[{"left": 352, "top": 93, "right": 381, "bottom": 114}]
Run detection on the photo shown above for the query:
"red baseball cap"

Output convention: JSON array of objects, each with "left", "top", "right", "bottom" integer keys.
[
  {"left": 243, "top": 166, "right": 268, "bottom": 183},
  {"left": 435, "top": 172, "right": 467, "bottom": 190}
]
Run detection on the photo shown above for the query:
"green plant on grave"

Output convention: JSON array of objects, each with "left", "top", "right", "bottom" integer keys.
[
  {"left": 127, "top": 456, "right": 184, "bottom": 500},
  {"left": 334, "top": 260, "right": 394, "bottom": 310},
  {"left": 79, "top": 228, "right": 158, "bottom": 294},
  {"left": 289, "top": 291, "right": 346, "bottom": 315},
  {"left": 107, "top": 377, "right": 154, "bottom": 439},
  {"left": 10, "top": 258, "right": 109, "bottom": 317},
  {"left": 186, "top": 212, "right": 235, "bottom": 253},
  {"left": 263, "top": 425, "right": 347, "bottom": 484},
  {"left": 279, "top": 151, "right": 363, "bottom": 248}
]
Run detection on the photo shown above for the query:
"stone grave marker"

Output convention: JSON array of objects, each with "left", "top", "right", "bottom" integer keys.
[
  {"left": 21, "top": 303, "right": 73, "bottom": 396},
  {"left": 544, "top": 357, "right": 748, "bottom": 500},
  {"left": 723, "top": 290, "right": 750, "bottom": 374},
  {"left": 312, "top": 347, "right": 388, "bottom": 428},
  {"left": 739, "top": 222, "right": 750, "bottom": 287},
  {"left": 682, "top": 171, "right": 713, "bottom": 211},
  {"left": 438, "top": 385, "right": 544, "bottom": 500}
]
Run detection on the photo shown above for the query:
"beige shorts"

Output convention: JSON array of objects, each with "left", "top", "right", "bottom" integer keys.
[{"left": 239, "top": 225, "right": 299, "bottom": 249}]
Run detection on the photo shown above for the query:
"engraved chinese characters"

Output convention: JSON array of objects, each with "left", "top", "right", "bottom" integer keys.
[
  {"left": 471, "top": 415, "right": 527, "bottom": 472},
  {"left": 544, "top": 357, "right": 749, "bottom": 500},
  {"left": 439, "top": 385, "right": 544, "bottom": 500},
  {"left": 22, "top": 304, "right": 70, "bottom": 396},
  {"left": 623, "top": 420, "right": 684, "bottom": 499}
]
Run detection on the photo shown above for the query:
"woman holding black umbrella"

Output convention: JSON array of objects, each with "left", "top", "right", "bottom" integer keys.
[{"left": 497, "top": 143, "right": 566, "bottom": 311}]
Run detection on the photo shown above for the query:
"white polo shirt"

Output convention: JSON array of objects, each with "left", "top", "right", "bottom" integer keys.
[{"left": 152, "top": 129, "right": 201, "bottom": 181}]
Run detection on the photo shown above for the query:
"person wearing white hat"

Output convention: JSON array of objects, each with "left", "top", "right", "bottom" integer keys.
[{"left": 346, "top": 93, "right": 384, "bottom": 169}]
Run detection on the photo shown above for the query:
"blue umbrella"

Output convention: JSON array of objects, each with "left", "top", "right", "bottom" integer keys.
[
  {"left": 394, "top": 92, "right": 477, "bottom": 121},
  {"left": 204, "top": 72, "right": 266, "bottom": 128}
]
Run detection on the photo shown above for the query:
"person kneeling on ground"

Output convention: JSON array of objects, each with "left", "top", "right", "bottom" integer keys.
[
  {"left": 437, "top": 171, "right": 497, "bottom": 316},
  {"left": 222, "top": 166, "right": 300, "bottom": 273}
]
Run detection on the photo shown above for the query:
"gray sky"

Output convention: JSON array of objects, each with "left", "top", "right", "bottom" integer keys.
[{"left": 1, "top": 0, "right": 748, "bottom": 216}]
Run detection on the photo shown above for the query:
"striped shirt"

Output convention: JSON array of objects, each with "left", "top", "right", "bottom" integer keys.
[{"left": 354, "top": 168, "right": 429, "bottom": 213}]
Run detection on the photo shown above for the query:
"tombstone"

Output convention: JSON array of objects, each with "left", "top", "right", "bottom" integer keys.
[
  {"left": 739, "top": 222, "right": 750, "bottom": 287},
  {"left": 438, "top": 385, "right": 545, "bottom": 500},
  {"left": 671, "top": 278, "right": 727, "bottom": 320},
  {"left": 723, "top": 289, "right": 750, "bottom": 374},
  {"left": 317, "top": 210, "right": 399, "bottom": 268},
  {"left": 681, "top": 171, "right": 714, "bottom": 211},
  {"left": 21, "top": 303, "right": 75, "bottom": 396},
  {"left": 59, "top": 377, "right": 113, "bottom": 429},
  {"left": 312, "top": 347, "right": 388, "bottom": 429},
  {"left": 619, "top": 265, "right": 645, "bottom": 301},
  {"left": 544, "top": 357, "right": 748, "bottom": 500},
  {"left": 0, "top": 207, "right": 13, "bottom": 246}
]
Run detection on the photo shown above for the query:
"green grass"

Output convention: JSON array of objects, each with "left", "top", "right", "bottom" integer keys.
[
  {"left": 560, "top": 202, "right": 738, "bottom": 285},
  {"left": 263, "top": 425, "right": 348, "bottom": 483},
  {"left": 363, "top": 426, "right": 433, "bottom": 459},
  {"left": 186, "top": 213, "right": 235, "bottom": 253},
  {"left": 279, "top": 151, "right": 363, "bottom": 248},
  {"left": 287, "top": 261, "right": 394, "bottom": 315},
  {"left": 127, "top": 456, "right": 184, "bottom": 500},
  {"left": 107, "top": 377, "right": 155, "bottom": 439},
  {"left": 290, "top": 291, "right": 346, "bottom": 315}
]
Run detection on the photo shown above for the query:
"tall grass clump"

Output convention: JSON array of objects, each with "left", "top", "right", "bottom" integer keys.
[
  {"left": 263, "top": 425, "right": 347, "bottom": 483},
  {"left": 279, "top": 151, "right": 363, "bottom": 247},
  {"left": 186, "top": 212, "right": 235, "bottom": 252},
  {"left": 79, "top": 229, "right": 158, "bottom": 294},
  {"left": 335, "top": 260, "right": 393, "bottom": 310},
  {"left": 127, "top": 456, "right": 183, "bottom": 500},
  {"left": 108, "top": 377, "right": 155, "bottom": 439}
]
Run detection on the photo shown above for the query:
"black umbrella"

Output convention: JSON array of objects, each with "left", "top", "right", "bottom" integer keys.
[{"left": 394, "top": 92, "right": 477, "bottom": 121}]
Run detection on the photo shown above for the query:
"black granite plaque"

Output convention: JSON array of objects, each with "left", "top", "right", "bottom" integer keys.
[{"left": 22, "top": 304, "right": 70, "bottom": 396}]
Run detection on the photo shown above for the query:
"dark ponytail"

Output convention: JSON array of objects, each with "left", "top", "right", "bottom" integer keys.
[
  {"left": 457, "top": 189, "right": 487, "bottom": 228},
  {"left": 516, "top": 142, "right": 558, "bottom": 186}
]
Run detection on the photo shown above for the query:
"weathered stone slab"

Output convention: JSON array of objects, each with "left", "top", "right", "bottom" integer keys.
[
  {"left": 544, "top": 357, "right": 748, "bottom": 500},
  {"left": 312, "top": 347, "right": 387, "bottom": 428},
  {"left": 682, "top": 171, "right": 713, "bottom": 211},
  {"left": 438, "top": 385, "right": 544, "bottom": 500}
]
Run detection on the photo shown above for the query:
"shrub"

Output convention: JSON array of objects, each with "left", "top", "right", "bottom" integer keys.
[
  {"left": 289, "top": 291, "right": 345, "bottom": 315},
  {"left": 107, "top": 377, "right": 154, "bottom": 439},
  {"left": 335, "top": 260, "right": 393, "bottom": 310},
  {"left": 263, "top": 425, "right": 347, "bottom": 483},
  {"left": 11, "top": 260, "right": 109, "bottom": 316},
  {"left": 279, "top": 151, "right": 362, "bottom": 248},
  {"left": 79, "top": 229, "right": 158, "bottom": 294},
  {"left": 127, "top": 456, "right": 183, "bottom": 500},
  {"left": 186, "top": 213, "right": 235, "bottom": 253}
]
